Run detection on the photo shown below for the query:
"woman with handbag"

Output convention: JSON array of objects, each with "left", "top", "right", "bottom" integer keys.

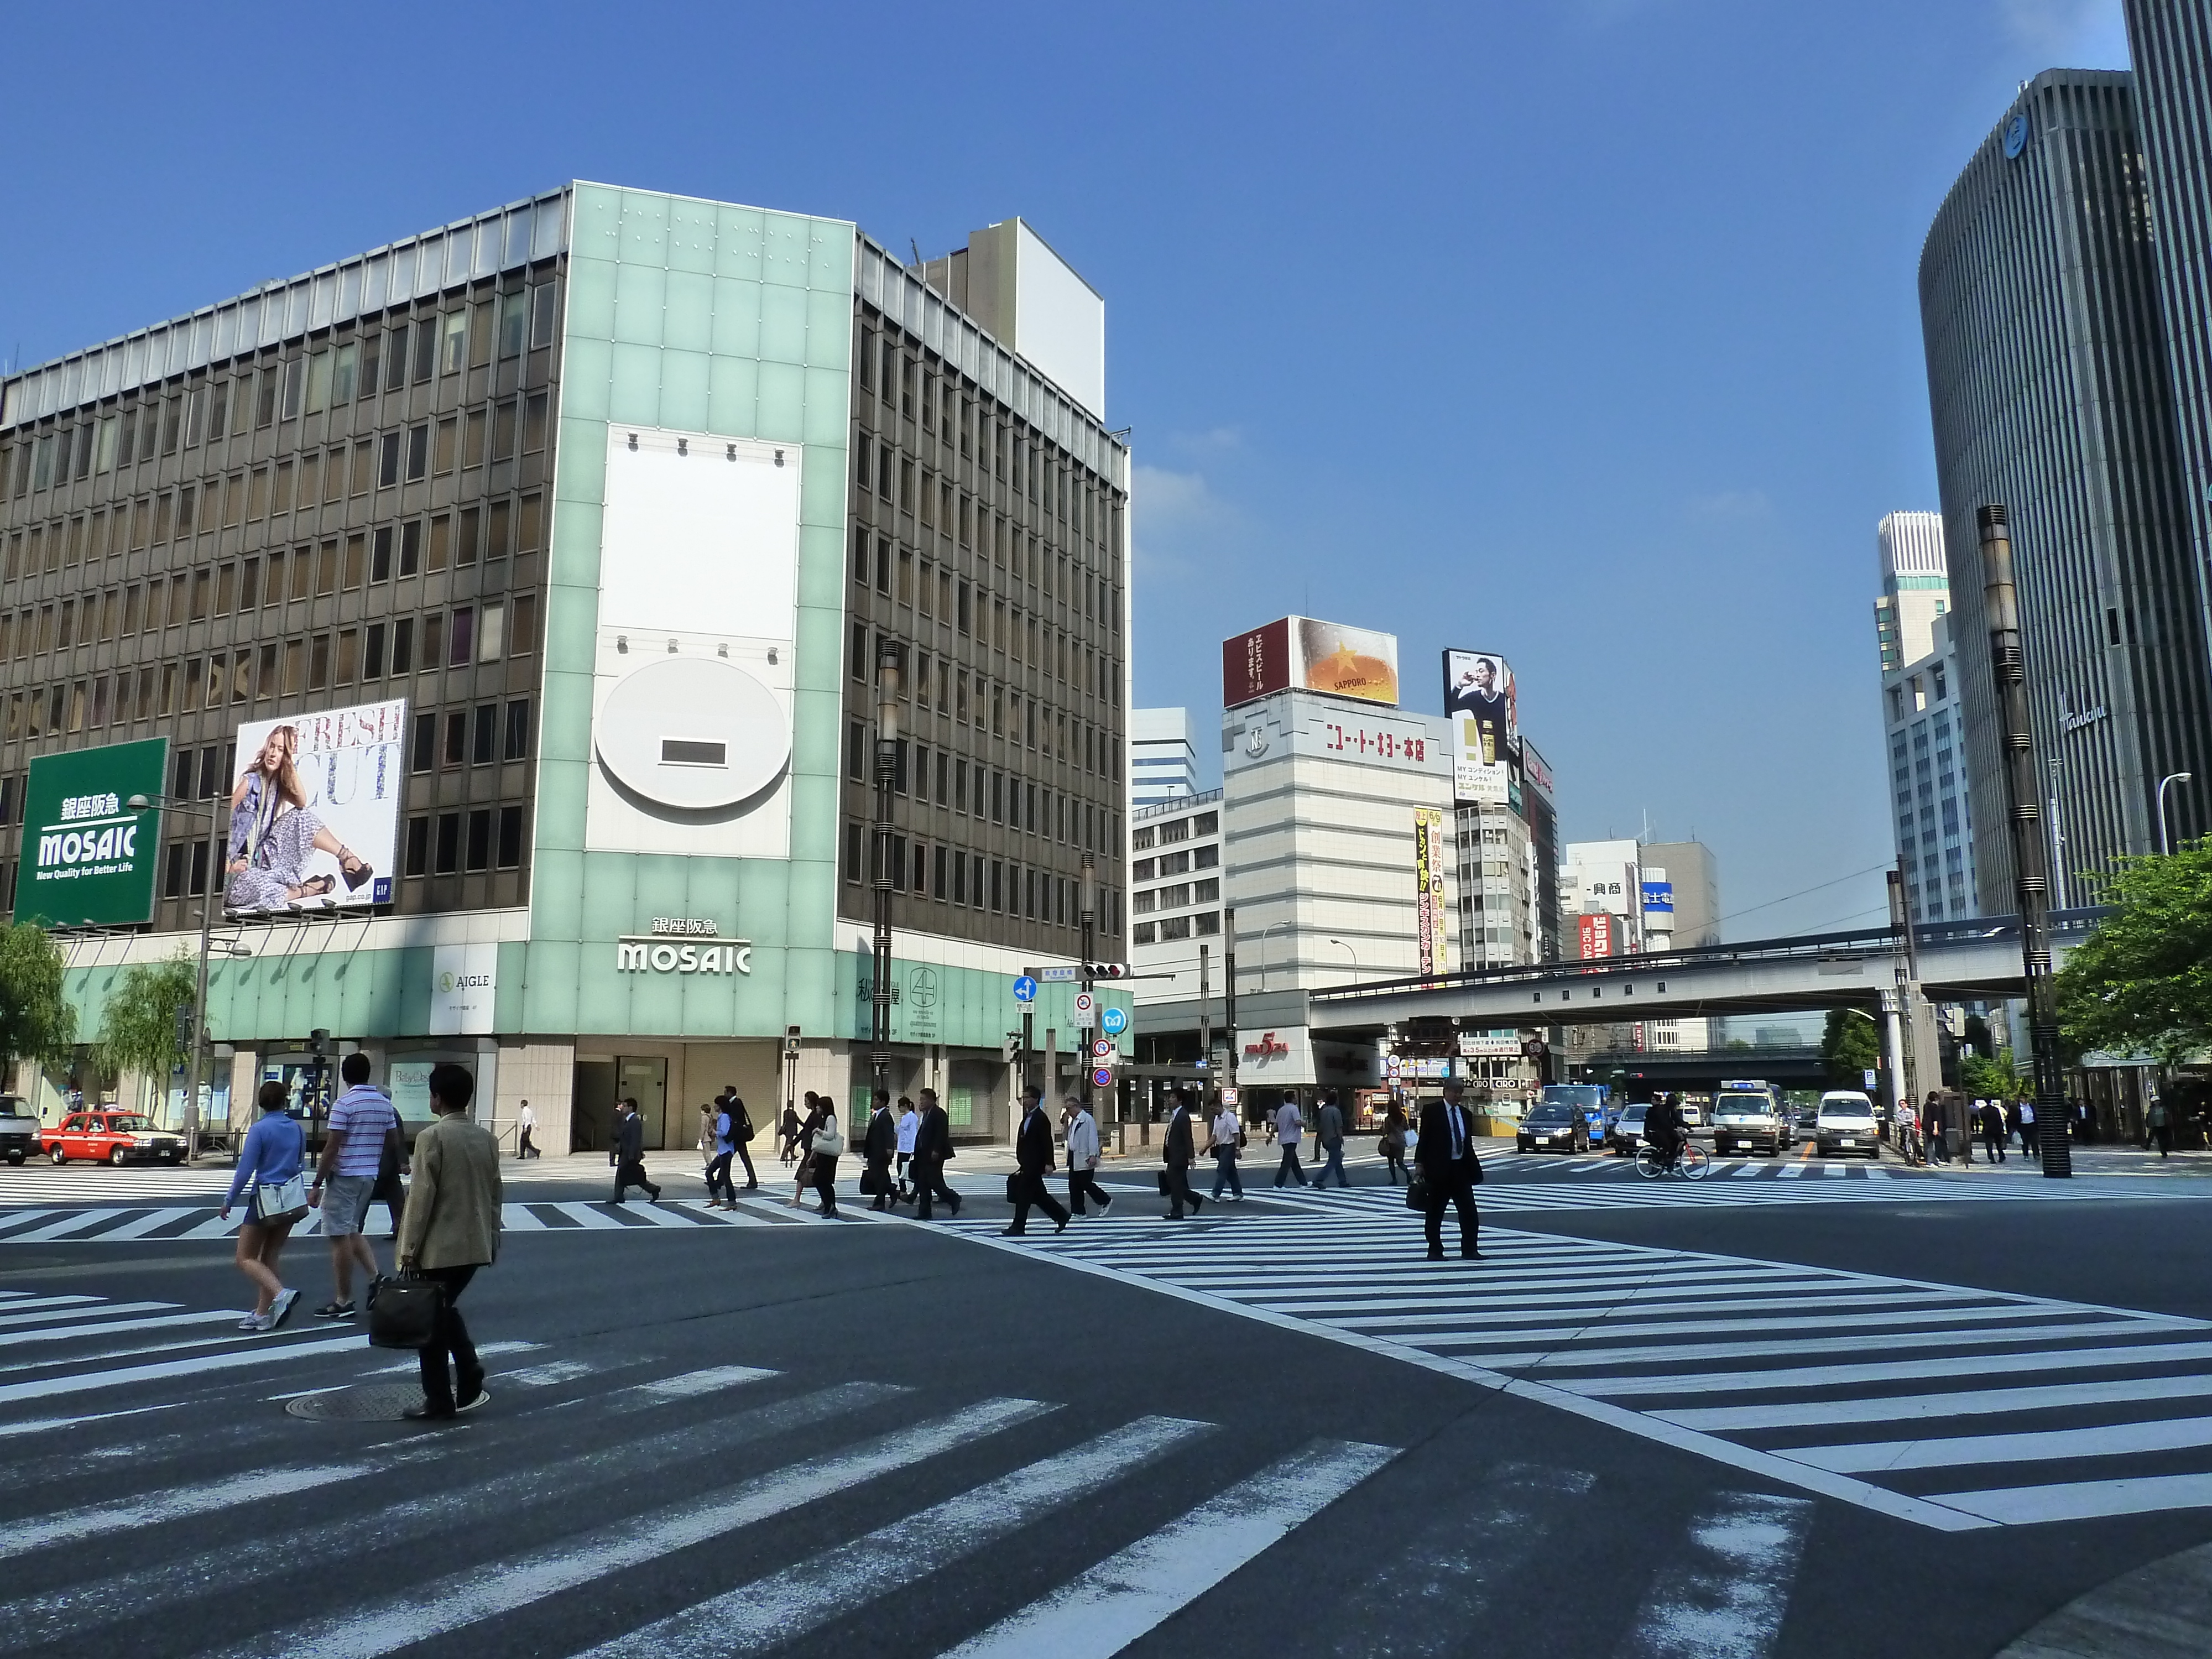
[
  {"left": 805, "top": 1097, "right": 844, "bottom": 1216},
  {"left": 219, "top": 1081, "right": 308, "bottom": 1332},
  {"left": 1380, "top": 1103, "right": 1410, "bottom": 1186},
  {"left": 791, "top": 1093, "right": 822, "bottom": 1206}
]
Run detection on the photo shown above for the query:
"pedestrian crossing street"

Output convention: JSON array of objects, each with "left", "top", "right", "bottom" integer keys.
[
  {"left": 0, "top": 1285, "right": 1818, "bottom": 1658},
  {"left": 1242, "top": 1155, "right": 2118, "bottom": 1215},
  {"left": 0, "top": 1191, "right": 897, "bottom": 1244},
  {"left": 960, "top": 1207, "right": 2212, "bottom": 1530}
]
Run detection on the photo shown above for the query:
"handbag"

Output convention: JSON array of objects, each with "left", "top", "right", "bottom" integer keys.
[
  {"left": 1405, "top": 1174, "right": 1431, "bottom": 1211},
  {"left": 366, "top": 1273, "right": 441, "bottom": 1350},
  {"left": 812, "top": 1119, "right": 846, "bottom": 1158},
  {"left": 1005, "top": 1172, "right": 1024, "bottom": 1202},
  {"left": 1157, "top": 1170, "right": 1173, "bottom": 1194},
  {"left": 254, "top": 1173, "right": 309, "bottom": 1224},
  {"left": 858, "top": 1166, "right": 885, "bottom": 1196}
]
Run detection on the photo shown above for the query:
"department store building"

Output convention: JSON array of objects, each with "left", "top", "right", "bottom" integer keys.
[{"left": 0, "top": 184, "right": 1131, "bottom": 1151}]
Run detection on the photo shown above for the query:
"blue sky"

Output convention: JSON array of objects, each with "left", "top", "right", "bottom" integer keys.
[{"left": 0, "top": 0, "right": 2133, "bottom": 938}]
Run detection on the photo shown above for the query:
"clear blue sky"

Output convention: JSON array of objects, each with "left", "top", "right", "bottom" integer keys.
[{"left": 0, "top": 0, "right": 2132, "bottom": 939}]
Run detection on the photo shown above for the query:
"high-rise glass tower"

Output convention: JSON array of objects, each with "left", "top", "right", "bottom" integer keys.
[
  {"left": 1920, "top": 70, "right": 2212, "bottom": 911},
  {"left": 1872, "top": 510, "right": 1949, "bottom": 672}
]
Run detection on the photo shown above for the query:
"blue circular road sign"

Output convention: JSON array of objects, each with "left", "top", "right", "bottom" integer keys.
[
  {"left": 1101, "top": 1005, "right": 1128, "bottom": 1035},
  {"left": 1013, "top": 975, "right": 1038, "bottom": 1002}
]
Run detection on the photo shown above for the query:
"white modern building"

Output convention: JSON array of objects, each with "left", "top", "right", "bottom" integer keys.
[
  {"left": 1874, "top": 510, "right": 1950, "bottom": 672},
  {"left": 1129, "top": 788, "right": 1222, "bottom": 996},
  {"left": 1130, "top": 706, "right": 1198, "bottom": 808},
  {"left": 1884, "top": 614, "right": 1979, "bottom": 922}
]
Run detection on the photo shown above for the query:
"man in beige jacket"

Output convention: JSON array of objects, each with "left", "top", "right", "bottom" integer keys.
[{"left": 395, "top": 1063, "right": 503, "bottom": 1421}]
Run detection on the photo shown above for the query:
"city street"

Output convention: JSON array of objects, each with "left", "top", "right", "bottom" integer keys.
[{"left": 3, "top": 1151, "right": 2210, "bottom": 1657}]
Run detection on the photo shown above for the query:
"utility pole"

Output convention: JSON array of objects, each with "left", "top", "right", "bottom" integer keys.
[
  {"left": 1886, "top": 868, "right": 1947, "bottom": 1155},
  {"left": 1079, "top": 852, "right": 1098, "bottom": 1127},
  {"left": 870, "top": 640, "right": 903, "bottom": 1108},
  {"left": 1223, "top": 905, "right": 1239, "bottom": 1123},
  {"left": 1979, "top": 503, "right": 2072, "bottom": 1177},
  {"left": 1198, "top": 942, "right": 1212, "bottom": 1108}
]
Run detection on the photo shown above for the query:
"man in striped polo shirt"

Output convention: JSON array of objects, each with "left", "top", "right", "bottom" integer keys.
[{"left": 310, "top": 1052, "right": 400, "bottom": 1319}]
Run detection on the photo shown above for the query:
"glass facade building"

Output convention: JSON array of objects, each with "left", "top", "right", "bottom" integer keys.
[
  {"left": 1919, "top": 70, "right": 2212, "bottom": 913},
  {"left": 0, "top": 184, "right": 1131, "bottom": 1150}
]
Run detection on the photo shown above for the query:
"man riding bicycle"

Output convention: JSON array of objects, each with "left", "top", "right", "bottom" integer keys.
[{"left": 1644, "top": 1094, "right": 1684, "bottom": 1172}]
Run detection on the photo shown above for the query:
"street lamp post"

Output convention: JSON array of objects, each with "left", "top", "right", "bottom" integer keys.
[
  {"left": 127, "top": 792, "right": 226, "bottom": 1149},
  {"left": 1078, "top": 853, "right": 1098, "bottom": 1125},
  {"left": 2158, "top": 771, "right": 2194, "bottom": 856},
  {"left": 1326, "top": 936, "right": 1357, "bottom": 982},
  {"left": 870, "top": 640, "right": 903, "bottom": 1108}
]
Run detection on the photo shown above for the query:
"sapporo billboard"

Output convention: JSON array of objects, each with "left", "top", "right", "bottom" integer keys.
[
  {"left": 1222, "top": 616, "right": 1400, "bottom": 708},
  {"left": 15, "top": 738, "right": 169, "bottom": 927},
  {"left": 225, "top": 699, "right": 404, "bottom": 916}
]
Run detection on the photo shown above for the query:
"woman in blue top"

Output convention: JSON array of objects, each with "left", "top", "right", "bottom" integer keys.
[{"left": 221, "top": 1081, "right": 307, "bottom": 1331}]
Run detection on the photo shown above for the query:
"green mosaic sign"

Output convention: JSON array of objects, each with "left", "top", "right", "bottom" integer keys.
[{"left": 15, "top": 738, "right": 169, "bottom": 927}]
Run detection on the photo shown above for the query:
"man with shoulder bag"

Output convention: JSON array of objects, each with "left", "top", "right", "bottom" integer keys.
[
  {"left": 393, "top": 1063, "right": 503, "bottom": 1421},
  {"left": 912, "top": 1087, "right": 962, "bottom": 1219},
  {"left": 718, "top": 1084, "right": 761, "bottom": 1192},
  {"left": 1004, "top": 1084, "right": 1070, "bottom": 1236}
]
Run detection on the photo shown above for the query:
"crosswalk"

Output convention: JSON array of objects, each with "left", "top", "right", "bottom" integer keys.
[
  {"left": 959, "top": 1207, "right": 2212, "bottom": 1530},
  {"left": 0, "top": 1193, "right": 893, "bottom": 1244},
  {"left": 0, "top": 1283, "right": 1822, "bottom": 1658}
]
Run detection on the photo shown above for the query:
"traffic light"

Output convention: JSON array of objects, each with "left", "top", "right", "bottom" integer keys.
[
  {"left": 1001, "top": 1032, "right": 1021, "bottom": 1063},
  {"left": 1084, "top": 962, "right": 1130, "bottom": 980}
]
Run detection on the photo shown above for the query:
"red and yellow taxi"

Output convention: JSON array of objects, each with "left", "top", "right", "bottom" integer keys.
[{"left": 42, "top": 1112, "right": 187, "bottom": 1167}]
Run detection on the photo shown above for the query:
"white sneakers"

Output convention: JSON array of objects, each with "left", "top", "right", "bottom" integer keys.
[{"left": 242, "top": 1288, "right": 301, "bottom": 1333}]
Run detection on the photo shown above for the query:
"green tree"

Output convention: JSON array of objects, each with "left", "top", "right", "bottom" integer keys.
[
  {"left": 2056, "top": 841, "right": 2212, "bottom": 1063},
  {"left": 1819, "top": 1008, "right": 1881, "bottom": 1089},
  {"left": 94, "top": 950, "right": 197, "bottom": 1089},
  {"left": 1958, "top": 1047, "right": 2023, "bottom": 1102},
  {"left": 0, "top": 921, "right": 77, "bottom": 1078}
]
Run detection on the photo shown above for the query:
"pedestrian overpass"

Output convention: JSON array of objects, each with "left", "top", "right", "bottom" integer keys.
[{"left": 1305, "top": 910, "right": 2107, "bottom": 1038}]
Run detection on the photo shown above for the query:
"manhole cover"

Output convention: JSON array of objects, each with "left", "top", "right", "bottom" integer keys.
[{"left": 284, "top": 1383, "right": 426, "bottom": 1422}]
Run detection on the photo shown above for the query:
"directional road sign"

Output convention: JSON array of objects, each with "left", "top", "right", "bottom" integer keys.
[
  {"left": 1092, "top": 1067, "right": 1113, "bottom": 1087},
  {"left": 1100, "top": 1005, "right": 1128, "bottom": 1036},
  {"left": 1074, "top": 992, "right": 1097, "bottom": 1029},
  {"left": 1012, "top": 975, "right": 1038, "bottom": 1003}
]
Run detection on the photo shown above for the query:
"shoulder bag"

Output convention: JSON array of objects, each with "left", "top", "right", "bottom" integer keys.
[
  {"left": 366, "top": 1273, "right": 442, "bottom": 1350},
  {"left": 812, "top": 1118, "right": 846, "bottom": 1158},
  {"left": 254, "top": 1172, "right": 309, "bottom": 1225}
]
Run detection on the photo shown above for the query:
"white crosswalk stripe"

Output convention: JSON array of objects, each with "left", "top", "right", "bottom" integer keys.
[
  {"left": 0, "top": 1197, "right": 844, "bottom": 1243},
  {"left": 0, "top": 1275, "right": 1873, "bottom": 1659},
  {"left": 956, "top": 1207, "right": 2212, "bottom": 1530}
]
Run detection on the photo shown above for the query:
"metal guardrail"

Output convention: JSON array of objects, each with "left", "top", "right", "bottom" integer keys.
[{"left": 1307, "top": 908, "right": 2114, "bottom": 1006}]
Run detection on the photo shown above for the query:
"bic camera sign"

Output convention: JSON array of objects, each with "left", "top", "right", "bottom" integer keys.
[{"left": 617, "top": 918, "right": 752, "bottom": 977}]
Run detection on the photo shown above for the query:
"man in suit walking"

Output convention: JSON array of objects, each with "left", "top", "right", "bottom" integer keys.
[
  {"left": 1416, "top": 1079, "right": 1484, "bottom": 1261},
  {"left": 864, "top": 1088, "right": 900, "bottom": 1212},
  {"left": 395, "top": 1063, "right": 503, "bottom": 1420},
  {"left": 1065, "top": 1094, "right": 1112, "bottom": 1215},
  {"left": 1313, "top": 1089, "right": 1349, "bottom": 1188},
  {"left": 610, "top": 1098, "right": 660, "bottom": 1203},
  {"left": 1162, "top": 1088, "right": 1205, "bottom": 1219},
  {"left": 717, "top": 1086, "right": 760, "bottom": 1191},
  {"left": 1004, "top": 1084, "right": 1070, "bottom": 1236},
  {"left": 912, "top": 1087, "right": 962, "bottom": 1220}
]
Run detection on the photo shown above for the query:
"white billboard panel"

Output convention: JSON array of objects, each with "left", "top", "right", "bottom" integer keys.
[
  {"left": 586, "top": 426, "right": 800, "bottom": 858},
  {"left": 1444, "top": 648, "right": 1518, "bottom": 805},
  {"left": 225, "top": 698, "right": 405, "bottom": 915}
]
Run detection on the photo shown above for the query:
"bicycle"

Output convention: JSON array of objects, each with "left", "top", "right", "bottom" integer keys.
[{"left": 1634, "top": 1140, "right": 1709, "bottom": 1180}]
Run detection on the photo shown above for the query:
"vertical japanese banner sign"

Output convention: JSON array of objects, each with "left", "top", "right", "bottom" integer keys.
[{"left": 1415, "top": 808, "right": 1448, "bottom": 977}]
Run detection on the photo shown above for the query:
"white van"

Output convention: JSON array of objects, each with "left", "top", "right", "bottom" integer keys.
[{"left": 1814, "top": 1091, "right": 1880, "bottom": 1160}]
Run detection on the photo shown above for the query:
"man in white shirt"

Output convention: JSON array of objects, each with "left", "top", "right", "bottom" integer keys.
[
  {"left": 517, "top": 1099, "right": 538, "bottom": 1159},
  {"left": 1065, "top": 1096, "right": 1112, "bottom": 1215},
  {"left": 895, "top": 1097, "right": 920, "bottom": 1202},
  {"left": 1209, "top": 1100, "right": 1244, "bottom": 1201},
  {"left": 1272, "top": 1094, "right": 1308, "bottom": 1188}
]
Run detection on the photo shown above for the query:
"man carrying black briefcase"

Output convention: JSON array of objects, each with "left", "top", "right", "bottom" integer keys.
[{"left": 390, "top": 1063, "right": 503, "bottom": 1420}]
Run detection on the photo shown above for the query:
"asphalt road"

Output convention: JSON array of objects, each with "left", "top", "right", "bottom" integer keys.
[{"left": 2, "top": 1153, "right": 2208, "bottom": 1657}]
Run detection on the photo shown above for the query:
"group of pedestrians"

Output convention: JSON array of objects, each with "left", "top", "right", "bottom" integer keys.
[
  {"left": 221, "top": 1054, "right": 503, "bottom": 1420},
  {"left": 1259, "top": 1089, "right": 1354, "bottom": 1189},
  {"left": 697, "top": 1088, "right": 762, "bottom": 1208}
]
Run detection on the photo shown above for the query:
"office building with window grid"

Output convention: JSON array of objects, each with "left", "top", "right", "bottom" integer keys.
[
  {"left": 0, "top": 185, "right": 1130, "bottom": 1152},
  {"left": 1872, "top": 510, "right": 1950, "bottom": 673},
  {"left": 1921, "top": 70, "right": 2212, "bottom": 911}
]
